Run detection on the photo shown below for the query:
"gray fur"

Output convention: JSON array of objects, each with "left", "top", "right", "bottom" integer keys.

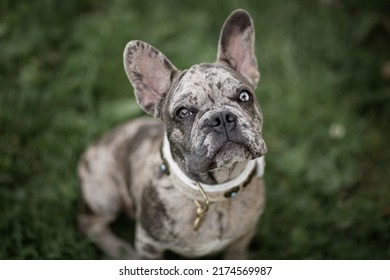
[{"left": 78, "top": 9, "right": 267, "bottom": 259}]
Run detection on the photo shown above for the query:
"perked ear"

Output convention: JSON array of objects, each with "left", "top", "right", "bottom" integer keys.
[
  {"left": 123, "top": 40, "right": 178, "bottom": 117},
  {"left": 217, "top": 9, "right": 260, "bottom": 88}
]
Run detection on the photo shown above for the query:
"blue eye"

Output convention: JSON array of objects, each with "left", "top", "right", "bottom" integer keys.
[
  {"left": 239, "top": 90, "right": 251, "bottom": 102},
  {"left": 176, "top": 107, "right": 193, "bottom": 119}
]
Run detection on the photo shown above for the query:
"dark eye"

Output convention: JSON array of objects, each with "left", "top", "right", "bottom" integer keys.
[
  {"left": 176, "top": 107, "right": 193, "bottom": 119},
  {"left": 239, "top": 90, "right": 251, "bottom": 102}
]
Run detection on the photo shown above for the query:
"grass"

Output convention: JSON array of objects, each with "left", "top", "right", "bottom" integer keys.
[{"left": 1, "top": 0, "right": 389, "bottom": 259}]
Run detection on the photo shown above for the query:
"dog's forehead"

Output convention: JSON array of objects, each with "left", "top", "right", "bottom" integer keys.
[
  {"left": 181, "top": 63, "right": 242, "bottom": 91},
  {"left": 169, "top": 63, "right": 248, "bottom": 110}
]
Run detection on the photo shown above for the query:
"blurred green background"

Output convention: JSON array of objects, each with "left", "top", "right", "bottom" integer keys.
[{"left": 1, "top": 0, "right": 389, "bottom": 259}]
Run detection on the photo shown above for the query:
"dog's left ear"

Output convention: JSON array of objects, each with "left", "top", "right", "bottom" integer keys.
[{"left": 217, "top": 9, "right": 260, "bottom": 88}]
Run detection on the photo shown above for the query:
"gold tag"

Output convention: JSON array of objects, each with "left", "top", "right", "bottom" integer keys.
[{"left": 192, "top": 182, "right": 209, "bottom": 231}]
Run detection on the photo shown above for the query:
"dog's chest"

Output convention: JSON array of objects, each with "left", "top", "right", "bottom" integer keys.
[{"left": 139, "top": 176, "right": 265, "bottom": 257}]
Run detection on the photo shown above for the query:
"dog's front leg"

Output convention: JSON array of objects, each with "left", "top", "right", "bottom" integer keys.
[
  {"left": 134, "top": 224, "right": 164, "bottom": 259},
  {"left": 78, "top": 210, "right": 136, "bottom": 259}
]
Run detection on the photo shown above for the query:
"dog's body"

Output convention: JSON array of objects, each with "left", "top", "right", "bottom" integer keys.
[{"left": 78, "top": 9, "right": 267, "bottom": 259}]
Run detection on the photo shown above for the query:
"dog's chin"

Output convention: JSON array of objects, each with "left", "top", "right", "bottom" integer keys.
[
  {"left": 210, "top": 142, "right": 253, "bottom": 170},
  {"left": 187, "top": 142, "right": 253, "bottom": 174}
]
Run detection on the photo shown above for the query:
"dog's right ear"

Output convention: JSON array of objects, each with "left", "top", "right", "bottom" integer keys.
[{"left": 124, "top": 40, "right": 178, "bottom": 117}]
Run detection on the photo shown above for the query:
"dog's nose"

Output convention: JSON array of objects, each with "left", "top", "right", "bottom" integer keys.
[{"left": 207, "top": 111, "right": 237, "bottom": 133}]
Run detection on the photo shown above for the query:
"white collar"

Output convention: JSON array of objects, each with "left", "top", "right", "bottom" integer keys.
[{"left": 162, "top": 134, "right": 265, "bottom": 202}]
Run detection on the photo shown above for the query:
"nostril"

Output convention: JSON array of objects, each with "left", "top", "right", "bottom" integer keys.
[
  {"left": 224, "top": 112, "right": 237, "bottom": 123},
  {"left": 208, "top": 115, "right": 222, "bottom": 127}
]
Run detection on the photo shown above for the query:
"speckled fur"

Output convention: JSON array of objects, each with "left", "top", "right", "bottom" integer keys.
[{"left": 78, "top": 9, "right": 267, "bottom": 259}]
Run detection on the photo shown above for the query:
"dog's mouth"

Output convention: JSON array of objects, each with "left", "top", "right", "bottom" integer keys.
[{"left": 186, "top": 140, "right": 262, "bottom": 174}]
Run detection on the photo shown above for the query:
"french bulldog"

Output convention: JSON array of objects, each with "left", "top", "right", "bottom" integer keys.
[{"left": 78, "top": 9, "right": 267, "bottom": 259}]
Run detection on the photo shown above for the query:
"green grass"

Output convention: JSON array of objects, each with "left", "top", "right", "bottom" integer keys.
[{"left": 1, "top": 0, "right": 389, "bottom": 259}]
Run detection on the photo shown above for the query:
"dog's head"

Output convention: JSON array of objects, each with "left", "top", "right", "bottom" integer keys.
[{"left": 124, "top": 9, "right": 267, "bottom": 175}]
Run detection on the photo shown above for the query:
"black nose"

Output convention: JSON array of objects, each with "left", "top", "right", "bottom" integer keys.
[{"left": 207, "top": 111, "right": 237, "bottom": 133}]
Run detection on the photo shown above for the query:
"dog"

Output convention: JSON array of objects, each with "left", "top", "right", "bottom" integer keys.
[{"left": 78, "top": 9, "right": 267, "bottom": 259}]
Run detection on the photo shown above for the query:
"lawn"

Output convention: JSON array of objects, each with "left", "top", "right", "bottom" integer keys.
[{"left": 0, "top": 0, "right": 389, "bottom": 259}]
